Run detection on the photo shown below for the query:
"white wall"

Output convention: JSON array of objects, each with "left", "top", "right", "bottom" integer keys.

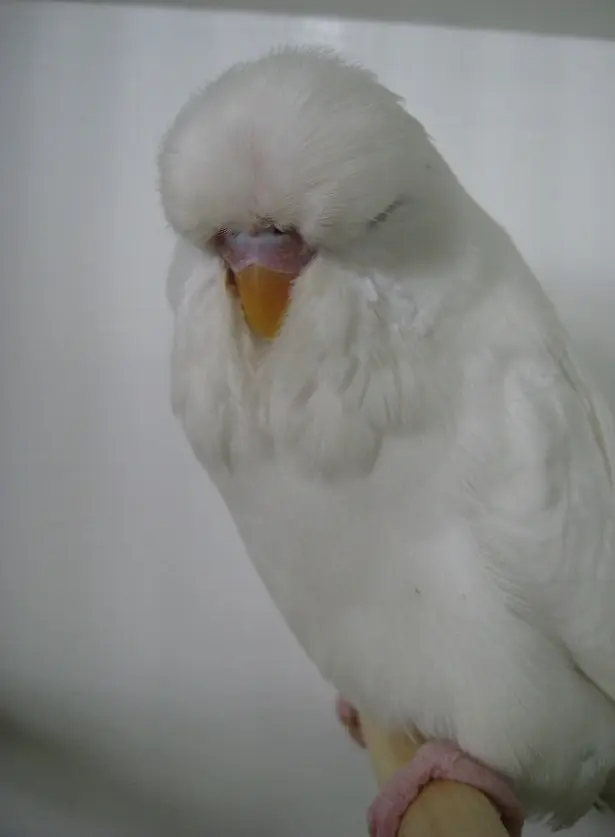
[{"left": 0, "top": 2, "right": 614, "bottom": 835}]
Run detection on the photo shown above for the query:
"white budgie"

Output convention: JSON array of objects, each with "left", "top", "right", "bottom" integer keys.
[{"left": 158, "top": 47, "right": 615, "bottom": 836}]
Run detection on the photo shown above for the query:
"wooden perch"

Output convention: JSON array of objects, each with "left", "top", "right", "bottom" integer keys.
[{"left": 360, "top": 715, "right": 510, "bottom": 837}]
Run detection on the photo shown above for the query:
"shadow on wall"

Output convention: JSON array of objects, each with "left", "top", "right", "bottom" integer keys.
[
  {"left": 69, "top": 0, "right": 615, "bottom": 41},
  {"left": 577, "top": 337, "right": 615, "bottom": 418}
]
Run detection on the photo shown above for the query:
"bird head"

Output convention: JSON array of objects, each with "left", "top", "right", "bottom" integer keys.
[{"left": 158, "top": 47, "right": 462, "bottom": 342}]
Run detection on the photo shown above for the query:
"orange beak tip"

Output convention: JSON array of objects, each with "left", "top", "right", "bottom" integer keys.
[{"left": 231, "top": 265, "right": 295, "bottom": 340}]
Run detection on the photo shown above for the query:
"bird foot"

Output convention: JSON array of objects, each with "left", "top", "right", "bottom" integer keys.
[
  {"left": 335, "top": 695, "right": 366, "bottom": 748},
  {"left": 367, "top": 739, "right": 524, "bottom": 837}
]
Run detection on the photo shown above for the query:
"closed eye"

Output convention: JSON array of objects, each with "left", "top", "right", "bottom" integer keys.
[{"left": 367, "top": 197, "right": 406, "bottom": 230}]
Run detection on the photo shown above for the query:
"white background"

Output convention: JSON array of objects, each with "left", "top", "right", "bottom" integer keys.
[{"left": 1, "top": 1, "right": 615, "bottom": 835}]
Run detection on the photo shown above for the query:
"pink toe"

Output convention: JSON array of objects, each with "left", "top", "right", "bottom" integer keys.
[
  {"left": 335, "top": 696, "right": 355, "bottom": 725},
  {"left": 367, "top": 740, "right": 524, "bottom": 837},
  {"left": 335, "top": 695, "right": 366, "bottom": 748}
]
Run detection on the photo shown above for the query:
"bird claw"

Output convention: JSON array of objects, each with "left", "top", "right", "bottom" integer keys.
[{"left": 366, "top": 740, "right": 524, "bottom": 837}]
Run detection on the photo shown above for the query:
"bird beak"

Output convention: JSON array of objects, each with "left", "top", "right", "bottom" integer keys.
[
  {"left": 217, "top": 229, "right": 315, "bottom": 340},
  {"left": 228, "top": 264, "right": 296, "bottom": 340}
]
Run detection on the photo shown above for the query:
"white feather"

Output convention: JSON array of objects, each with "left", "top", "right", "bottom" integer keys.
[{"left": 161, "top": 46, "right": 615, "bottom": 828}]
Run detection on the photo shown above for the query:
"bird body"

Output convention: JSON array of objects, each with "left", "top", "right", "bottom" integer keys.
[{"left": 160, "top": 47, "right": 615, "bottom": 829}]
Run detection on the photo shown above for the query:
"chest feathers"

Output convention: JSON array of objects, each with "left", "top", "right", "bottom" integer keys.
[{"left": 171, "top": 254, "right": 464, "bottom": 482}]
